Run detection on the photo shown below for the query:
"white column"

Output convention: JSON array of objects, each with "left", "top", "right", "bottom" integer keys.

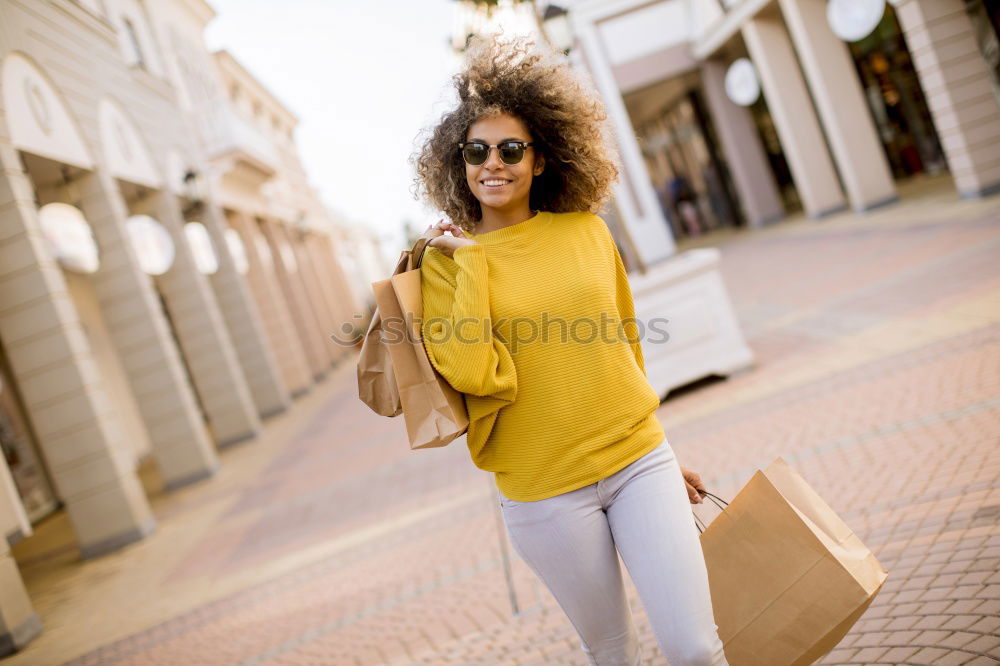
[
  {"left": 136, "top": 191, "right": 263, "bottom": 448},
  {"left": 742, "top": 14, "right": 847, "bottom": 218},
  {"left": 199, "top": 195, "right": 291, "bottom": 419},
  {"left": 778, "top": 0, "right": 898, "bottom": 212},
  {"left": 0, "top": 145, "right": 157, "bottom": 559},
  {"left": 77, "top": 169, "right": 220, "bottom": 492},
  {"left": 700, "top": 59, "right": 786, "bottom": 227},
  {"left": 572, "top": 19, "right": 677, "bottom": 267}
]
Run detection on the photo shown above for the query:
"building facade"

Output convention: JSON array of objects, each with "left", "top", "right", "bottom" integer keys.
[
  {"left": 0, "top": 0, "right": 366, "bottom": 652},
  {"left": 559, "top": 0, "right": 1000, "bottom": 244}
]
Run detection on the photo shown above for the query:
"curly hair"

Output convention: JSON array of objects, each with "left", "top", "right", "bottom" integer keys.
[{"left": 411, "top": 36, "right": 619, "bottom": 233}]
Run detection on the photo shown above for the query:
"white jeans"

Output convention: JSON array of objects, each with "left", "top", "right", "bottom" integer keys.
[{"left": 498, "top": 438, "right": 729, "bottom": 666}]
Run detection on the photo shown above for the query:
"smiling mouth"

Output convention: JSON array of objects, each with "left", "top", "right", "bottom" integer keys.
[{"left": 481, "top": 178, "right": 512, "bottom": 189}]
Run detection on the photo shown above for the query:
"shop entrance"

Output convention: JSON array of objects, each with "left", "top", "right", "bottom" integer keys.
[
  {"left": 630, "top": 73, "right": 744, "bottom": 240},
  {"left": 0, "top": 343, "right": 59, "bottom": 525}
]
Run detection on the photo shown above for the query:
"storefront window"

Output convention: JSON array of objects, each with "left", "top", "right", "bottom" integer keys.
[{"left": 635, "top": 84, "right": 743, "bottom": 240}]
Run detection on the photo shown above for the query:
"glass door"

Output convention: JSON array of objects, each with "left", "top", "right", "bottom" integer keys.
[
  {"left": 849, "top": 5, "right": 948, "bottom": 179},
  {"left": 637, "top": 88, "right": 743, "bottom": 239}
]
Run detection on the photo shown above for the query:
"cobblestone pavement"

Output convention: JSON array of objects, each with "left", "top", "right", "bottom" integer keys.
[{"left": 9, "top": 175, "right": 1000, "bottom": 665}]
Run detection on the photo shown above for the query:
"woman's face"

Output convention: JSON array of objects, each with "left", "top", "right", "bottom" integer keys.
[{"left": 464, "top": 113, "right": 544, "bottom": 217}]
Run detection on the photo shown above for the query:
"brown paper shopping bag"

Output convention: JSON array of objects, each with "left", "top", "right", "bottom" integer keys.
[
  {"left": 367, "top": 239, "right": 468, "bottom": 449},
  {"left": 698, "top": 456, "right": 889, "bottom": 666},
  {"left": 357, "top": 306, "right": 402, "bottom": 417},
  {"left": 357, "top": 244, "right": 416, "bottom": 418}
]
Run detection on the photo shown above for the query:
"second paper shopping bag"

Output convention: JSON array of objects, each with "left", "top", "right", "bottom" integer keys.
[{"left": 699, "top": 457, "right": 889, "bottom": 666}]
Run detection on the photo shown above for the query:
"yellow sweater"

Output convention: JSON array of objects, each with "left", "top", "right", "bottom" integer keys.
[{"left": 420, "top": 210, "right": 665, "bottom": 501}]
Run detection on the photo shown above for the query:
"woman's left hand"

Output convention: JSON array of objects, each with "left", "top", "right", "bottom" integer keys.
[{"left": 681, "top": 465, "right": 706, "bottom": 504}]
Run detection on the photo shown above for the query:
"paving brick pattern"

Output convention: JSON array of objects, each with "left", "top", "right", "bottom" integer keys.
[{"left": 8, "top": 183, "right": 1000, "bottom": 665}]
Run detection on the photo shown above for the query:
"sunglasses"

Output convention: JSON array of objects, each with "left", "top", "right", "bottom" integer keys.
[{"left": 458, "top": 140, "right": 535, "bottom": 166}]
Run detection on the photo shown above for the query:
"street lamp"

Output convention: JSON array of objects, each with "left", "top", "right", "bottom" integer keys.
[
  {"left": 451, "top": 0, "right": 539, "bottom": 54},
  {"left": 541, "top": 4, "right": 573, "bottom": 54},
  {"left": 294, "top": 210, "right": 309, "bottom": 233},
  {"left": 182, "top": 168, "right": 204, "bottom": 215}
]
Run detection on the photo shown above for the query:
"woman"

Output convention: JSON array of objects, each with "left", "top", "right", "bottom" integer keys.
[{"left": 412, "top": 38, "right": 729, "bottom": 666}]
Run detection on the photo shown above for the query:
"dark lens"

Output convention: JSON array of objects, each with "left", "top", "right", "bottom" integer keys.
[
  {"left": 462, "top": 143, "right": 488, "bottom": 165},
  {"left": 498, "top": 142, "right": 525, "bottom": 164}
]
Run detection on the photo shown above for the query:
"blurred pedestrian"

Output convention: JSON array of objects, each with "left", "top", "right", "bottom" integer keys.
[
  {"left": 656, "top": 179, "right": 685, "bottom": 239},
  {"left": 411, "top": 36, "right": 728, "bottom": 666},
  {"left": 669, "top": 173, "right": 705, "bottom": 236}
]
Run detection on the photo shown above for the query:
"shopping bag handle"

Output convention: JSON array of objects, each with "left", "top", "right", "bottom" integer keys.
[
  {"left": 410, "top": 237, "right": 430, "bottom": 270},
  {"left": 692, "top": 490, "right": 729, "bottom": 535},
  {"left": 693, "top": 512, "right": 708, "bottom": 533},
  {"left": 698, "top": 490, "right": 728, "bottom": 510}
]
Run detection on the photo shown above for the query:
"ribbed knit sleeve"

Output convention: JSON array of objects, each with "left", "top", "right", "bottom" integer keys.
[
  {"left": 611, "top": 239, "right": 647, "bottom": 378},
  {"left": 420, "top": 243, "right": 518, "bottom": 401}
]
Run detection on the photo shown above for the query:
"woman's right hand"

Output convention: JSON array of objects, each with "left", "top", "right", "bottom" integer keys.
[{"left": 423, "top": 219, "right": 477, "bottom": 258}]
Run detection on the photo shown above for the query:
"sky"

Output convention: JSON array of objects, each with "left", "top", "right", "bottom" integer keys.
[{"left": 204, "top": 0, "right": 463, "bottom": 253}]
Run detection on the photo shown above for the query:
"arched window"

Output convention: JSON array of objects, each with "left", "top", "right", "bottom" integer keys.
[{"left": 123, "top": 18, "right": 146, "bottom": 70}]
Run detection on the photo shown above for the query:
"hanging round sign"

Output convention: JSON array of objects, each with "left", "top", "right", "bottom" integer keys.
[
  {"left": 224, "top": 228, "right": 249, "bottom": 275},
  {"left": 827, "top": 0, "right": 886, "bottom": 42},
  {"left": 37, "top": 203, "right": 100, "bottom": 274},
  {"left": 724, "top": 58, "right": 760, "bottom": 107},
  {"left": 184, "top": 222, "right": 218, "bottom": 275},
  {"left": 278, "top": 240, "right": 298, "bottom": 273},
  {"left": 125, "top": 215, "right": 175, "bottom": 276},
  {"left": 254, "top": 234, "right": 274, "bottom": 270}
]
